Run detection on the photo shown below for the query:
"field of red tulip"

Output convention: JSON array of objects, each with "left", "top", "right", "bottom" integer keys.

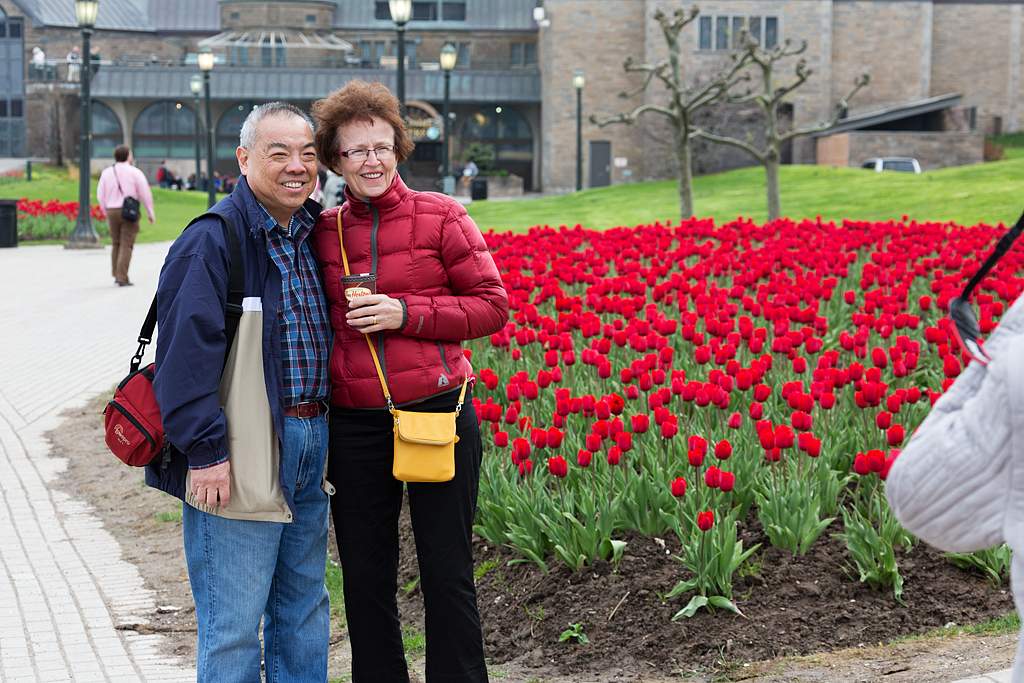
[
  {"left": 457, "top": 214, "right": 1019, "bottom": 639},
  {"left": 15, "top": 198, "right": 107, "bottom": 240}
]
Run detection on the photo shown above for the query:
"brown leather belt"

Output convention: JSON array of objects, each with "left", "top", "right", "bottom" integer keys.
[{"left": 284, "top": 400, "right": 327, "bottom": 419}]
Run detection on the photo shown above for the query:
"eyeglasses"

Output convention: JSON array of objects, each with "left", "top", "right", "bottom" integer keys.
[
  {"left": 949, "top": 207, "right": 1024, "bottom": 367},
  {"left": 337, "top": 145, "right": 397, "bottom": 161}
]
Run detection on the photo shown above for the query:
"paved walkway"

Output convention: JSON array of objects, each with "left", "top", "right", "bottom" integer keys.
[
  {"left": 0, "top": 241, "right": 192, "bottom": 682},
  {"left": 0, "top": 238, "right": 1015, "bottom": 683}
]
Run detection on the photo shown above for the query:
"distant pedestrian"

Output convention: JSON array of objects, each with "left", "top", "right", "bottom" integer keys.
[
  {"left": 66, "top": 46, "right": 81, "bottom": 81},
  {"left": 30, "top": 47, "right": 45, "bottom": 78},
  {"left": 461, "top": 159, "right": 478, "bottom": 193},
  {"left": 96, "top": 145, "right": 155, "bottom": 286},
  {"left": 156, "top": 161, "right": 170, "bottom": 188}
]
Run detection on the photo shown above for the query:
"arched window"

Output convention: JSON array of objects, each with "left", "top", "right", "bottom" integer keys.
[
  {"left": 460, "top": 105, "right": 534, "bottom": 189},
  {"left": 0, "top": 5, "right": 27, "bottom": 157},
  {"left": 132, "top": 100, "right": 197, "bottom": 157},
  {"left": 91, "top": 101, "right": 122, "bottom": 158},
  {"left": 216, "top": 101, "right": 263, "bottom": 158}
]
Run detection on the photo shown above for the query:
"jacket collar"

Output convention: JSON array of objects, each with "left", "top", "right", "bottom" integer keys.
[{"left": 345, "top": 172, "right": 411, "bottom": 219}]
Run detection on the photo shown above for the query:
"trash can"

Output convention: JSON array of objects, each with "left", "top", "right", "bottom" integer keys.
[
  {"left": 0, "top": 199, "right": 18, "bottom": 248},
  {"left": 470, "top": 178, "right": 488, "bottom": 201}
]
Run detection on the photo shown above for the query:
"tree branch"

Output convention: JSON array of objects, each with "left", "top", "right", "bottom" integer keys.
[
  {"left": 693, "top": 129, "right": 766, "bottom": 163},
  {"left": 591, "top": 103, "right": 678, "bottom": 128},
  {"left": 779, "top": 73, "right": 870, "bottom": 144}
]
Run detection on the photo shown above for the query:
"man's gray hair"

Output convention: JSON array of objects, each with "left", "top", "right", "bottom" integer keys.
[{"left": 239, "top": 102, "right": 315, "bottom": 150}]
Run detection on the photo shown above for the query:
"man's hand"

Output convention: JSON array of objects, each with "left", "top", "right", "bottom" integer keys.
[
  {"left": 191, "top": 461, "right": 231, "bottom": 508},
  {"left": 148, "top": 213, "right": 155, "bottom": 225}
]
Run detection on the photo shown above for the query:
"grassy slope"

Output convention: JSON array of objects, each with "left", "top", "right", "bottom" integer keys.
[
  {"left": 4, "top": 157, "right": 1023, "bottom": 242},
  {"left": 467, "top": 158, "right": 1024, "bottom": 234}
]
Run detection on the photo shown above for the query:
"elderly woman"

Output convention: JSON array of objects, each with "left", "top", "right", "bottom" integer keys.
[{"left": 311, "top": 81, "right": 508, "bottom": 683}]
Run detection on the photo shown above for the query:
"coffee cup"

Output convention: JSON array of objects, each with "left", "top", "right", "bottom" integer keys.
[{"left": 342, "top": 273, "right": 377, "bottom": 302}]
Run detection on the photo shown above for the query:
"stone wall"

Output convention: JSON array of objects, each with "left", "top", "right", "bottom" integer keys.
[{"left": 844, "top": 131, "right": 984, "bottom": 170}]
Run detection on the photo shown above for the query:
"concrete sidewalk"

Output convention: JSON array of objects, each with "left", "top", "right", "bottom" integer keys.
[
  {"left": 0, "top": 241, "right": 192, "bottom": 682},
  {"left": 0, "top": 240, "right": 1015, "bottom": 683}
]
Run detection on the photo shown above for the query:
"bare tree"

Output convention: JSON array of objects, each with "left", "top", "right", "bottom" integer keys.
[
  {"left": 590, "top": 6, "right": 752, "bottom": 220},
  {"left": 696, "top": 36, "right": 869, "bottom": 221}
]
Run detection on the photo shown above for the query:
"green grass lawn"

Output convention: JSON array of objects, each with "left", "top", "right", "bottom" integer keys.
[
  {"left": 467, "top": 157, "right": 1024, "bottom": 233},
  {"left": 4, "top": 157, "right": 1024, "bottom": 242}
]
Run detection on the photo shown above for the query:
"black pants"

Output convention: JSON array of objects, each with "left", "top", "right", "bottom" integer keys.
[{"left": 329, "top": 389, "right": 487, "bottom": 683}]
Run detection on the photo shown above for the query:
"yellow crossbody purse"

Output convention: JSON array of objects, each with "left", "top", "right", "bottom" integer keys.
[{"left": 337, "top": 213, "right": 465, "bottom": 483}]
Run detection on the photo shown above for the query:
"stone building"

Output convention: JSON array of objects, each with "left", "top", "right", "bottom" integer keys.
[{"left": 3, "top": 0, "right": 1021, "bottom": 191}]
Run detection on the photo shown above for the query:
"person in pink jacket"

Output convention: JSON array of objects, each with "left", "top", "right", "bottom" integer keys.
[
  {"left": 311, "top": 80, "right": 508, "bottom": 683},
  {"left": 96, "top": 145, "right": 155, "bottom": 286}
]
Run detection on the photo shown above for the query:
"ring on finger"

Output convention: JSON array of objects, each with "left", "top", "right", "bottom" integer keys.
[{"left": 373, "top": 315, "right": 377, "bottom": 325}]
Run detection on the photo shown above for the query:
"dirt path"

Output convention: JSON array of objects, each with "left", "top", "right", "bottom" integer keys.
[{"left": 47, "top": 397, "right": 1018, "bottom": 683}]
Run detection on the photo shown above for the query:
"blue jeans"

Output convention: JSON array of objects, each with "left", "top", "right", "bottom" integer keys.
[{"left": 183, "top": 416, "right": 331, "bottom": 683}]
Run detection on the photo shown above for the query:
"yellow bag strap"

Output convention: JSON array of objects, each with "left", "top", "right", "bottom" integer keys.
[{"left": 336, "top": 211, "right": 468, "bottom": 415}]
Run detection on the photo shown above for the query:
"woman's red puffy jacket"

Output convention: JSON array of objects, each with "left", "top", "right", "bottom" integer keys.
[{"left": 312, "top": 174, "right": 509, "bottom": 408}]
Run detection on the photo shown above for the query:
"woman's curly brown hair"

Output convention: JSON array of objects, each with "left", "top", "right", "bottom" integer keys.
[{"left": 312, "top": 80, "right": 415, "bottom": 171}]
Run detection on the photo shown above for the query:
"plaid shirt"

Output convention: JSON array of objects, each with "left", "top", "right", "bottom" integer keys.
[{"left": 258, "top": 202, "right": 331, "bottom": 407}]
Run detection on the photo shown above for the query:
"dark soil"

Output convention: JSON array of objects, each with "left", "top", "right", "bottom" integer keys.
[{"left": 395, "top": 509, "right": 1016, "bottom": 679}]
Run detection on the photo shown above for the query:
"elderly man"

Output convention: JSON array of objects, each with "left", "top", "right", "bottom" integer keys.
[{"left": 150, "top": 102, "right": 332, "bottom": 683}]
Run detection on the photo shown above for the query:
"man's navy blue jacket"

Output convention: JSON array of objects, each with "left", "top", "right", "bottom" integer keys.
[{"left": 148, "top": 175, "right": 323, "bottom": 518}]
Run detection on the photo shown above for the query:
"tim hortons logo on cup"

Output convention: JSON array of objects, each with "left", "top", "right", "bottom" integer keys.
[
  {"left": 114, "top": 424, "right": 131, "bottom": 446},
  {"left": 345, "top": 286, "right": 372, "bottom": 301}
]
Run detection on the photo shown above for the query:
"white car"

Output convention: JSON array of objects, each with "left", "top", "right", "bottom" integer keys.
[{"left": 861, "top": 157, "right": 922, "bottom": 173}]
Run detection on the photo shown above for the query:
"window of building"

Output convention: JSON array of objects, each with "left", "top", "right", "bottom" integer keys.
[
  {"left": 698, "top": 14, "right": 779, "bottom": 51},
  {"left": 305, "top": 14, "right": 317, "bottom": 24},
  {"left": 91, "top": 101, "right": 123, "bottom": 158},
  {"left": 216, "top": 101, "right": 262, "bottom": 158},
  {"left": 457, "top": 41, "right": 470, "bottom": 67},
  {"left": 230, "top": 11, "right": 240, "bottom": 21},
  {"left": 0, "top": 8, "right": 25, "bottom": 157},
  {"left": 460, "top": 105, "right": 534, "bottom": 190},
  {"left": 375, "top": 1, "right": 466, "bottom": 22},
  {"left": 510, "top": 42, "right": 537, "bottom": 68},
  {"left": 132, "top": 101, "right": 197, "bottom": 158},
  {"left": 10, "top": 99, "right": 21, "bottom": 117}
]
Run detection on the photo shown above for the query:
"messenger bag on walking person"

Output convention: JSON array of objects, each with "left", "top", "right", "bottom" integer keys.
[
  {"left": 104, "top": 212, "right": 244, "bottom": 467},
  {"left": 112, "top": 166, "right": 141, "bottom": 222}
]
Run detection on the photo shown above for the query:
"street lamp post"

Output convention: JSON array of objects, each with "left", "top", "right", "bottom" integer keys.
[
  {"left": 573, "top": 70, "right": 585, "bottom": 192},
  {"left": 66, "top": 0, "right": 100, "bottom": 248},
  {"left": 190, "top": 74, "right": 203, "bottom": 192},
  {"left": 198, "top": 47, "right": 216, "bottom": 208},
  {"left": 389, "top": 0, "right": 411, "bottom": 179},
  {"left": 439, "top": 43, "right": 457, "bottom": 195}
]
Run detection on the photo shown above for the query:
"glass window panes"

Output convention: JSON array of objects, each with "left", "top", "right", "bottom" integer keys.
[
  {"left": 732, "top": 17, "right": 743, "bottom": 48},
  {"left": 10, "top": 20, "right": 20, "bottom": 38},
  {"left": 0, "top": 101, "right": 6, "bottom": 117},
  {"left": 0, "top": 24, "right": 5, "bottom": 38},
  {"left": 765, "top": 18, "right": 778, "bottom": 48},
  {"left": 461, "top": 106, "right": 531, "bottom": 140},
  {"left": 91, "top": 102, "right": 122, "bottom": 136},
  {"left": 496, "top": 142, "right": 531, "bottom": 161},
  {"left": 699, "top": 17, "right": 712, "bottom": 50},
  {"left": 749, "top": 17, "right": 761, "bottom": 44},
  {"left": 132, "top": 101, "right": 196, "bottom": 157},
  {"left": 217, "top": 101, "right": 260, "bottom": 158},
  {"left": 261, "top": 45, "right": 272, "bottom": 66},
  {"left": 442, "top": 2, "right": 466, "bottom": 21},
  {"left": 375, "top": 41, "right": 386, "bottom": 62},
  {"left": 457, "top": 42, "right": 470, "bottom": 67},
  {"left": 10, "top": 98, "right": 21, "bottom": 117},
  {"left": 375, "top": 2, "right": 390, "bottom": 20},
  {"left": 412, "top": 2, "right": 437, "bottom": 21},
  {"left": 511, "top": 43, "right": 522, "bottom": 64},
  {"left": 524, "top": 43, "right": 537, "bottom": 66},
  {"left": 0, "top": 122, "right": 7, "bottom": 155},
  {"left": 715, "top": 17, "right": 729, "bottom": 50},
  {"left": 306, "top": 14, "right": 316, "bottom": 23}
]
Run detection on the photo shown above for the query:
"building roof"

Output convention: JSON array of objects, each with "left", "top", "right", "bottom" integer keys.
[
  {"left": 10, "top": 0, "right": 154, "bottom": 32},
  {"left": 147, "top": 0, "right": 220, "bottom": 33},
  {"left": 820, "top": 93, "right": 964, "bottom": 135},
  {"left": 90, "top": 65, "right": 541, "bottom": 103}
]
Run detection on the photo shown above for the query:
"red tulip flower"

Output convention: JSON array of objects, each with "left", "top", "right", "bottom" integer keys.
[
  {"left": 705, "top": 466, "right": 721, "bottom": 489},
  {"left": 585, "top": 433, "right": 602, "bottom": 453},
  {"left": 494, "top": 431, "right": 509, "bottom": 448},
  {"left": 876, "top": 411, "right": 892, "bottom": 430},
  {"left": 886, "top": 424, "right": 905, "bottom": 446},
  {"left": 749, "top": 401, "right": 764, "bottom": 420},
  {"left": 660, "top": 420, "right": 679, "bottom": 439},
  {"left": 758, "top": 429, "right": 775, "bottom": 450},
  {"left": 754, "top": 384, "right": 771, "bottom": 402},
  {"left": 853, "top": 452, "right": 871, "bottom": 476},
  {"left": 719, "top": 471, "right": 736, "bottom": 492},
  {"left": 774, "top": 425, "right": 795, "bottom": 449},
  {"left": 548, "top": 455, "right": 568, "bottom": 478},
  {"left": 715, "top": 440, "right": 732, "bottom": 460},
  {"left": 615, "top": 431, "right": 633, "bottom": 452},
  {"left": 687, "top": 449, "right": 704, "bottom": 467},
  {"left": 631, "top": 414, "right": 650, "bottom": 434},
  {"left": 547, "top": 427, "right": 564, "bottom": 449},
  {"left": 697, "top": 511, "right": 714, "bottom": 531},
  {"left": 943, "top": 354, "right": 962, "bottom": 378},
  {"left": 607, "top": 446, "right": 622, "bottom": 466},
  {"left": 728, "top": 412, "right": 742, "bottom": 429},
  {"left": 671, "top": 477, "right": 687, "bottom": 497},
  {"left": 577, "top": 449, "right": 592, "bottom": 468}
]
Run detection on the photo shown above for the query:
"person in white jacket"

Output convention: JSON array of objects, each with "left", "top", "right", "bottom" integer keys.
[{"left": 887, "top": 294, "right": 1024, "bottom": 683}]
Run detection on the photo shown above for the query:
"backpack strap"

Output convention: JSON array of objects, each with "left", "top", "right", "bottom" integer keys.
[{"left": 130, "top": 212, "right": 245, "bottom": 373}]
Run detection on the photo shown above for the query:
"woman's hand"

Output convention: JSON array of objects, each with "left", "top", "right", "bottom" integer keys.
[{"left": 347, "top": 294, "right": 404, "bottom": 334}]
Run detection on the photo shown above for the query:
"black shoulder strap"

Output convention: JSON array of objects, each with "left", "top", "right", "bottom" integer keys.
[{"left": 130, "top": 212, "right": 245, "bottom": 373}]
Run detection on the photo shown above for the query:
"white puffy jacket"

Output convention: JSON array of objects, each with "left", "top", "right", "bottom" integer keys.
[{"left": 887, "top": 295, "right": 1024, "bottom": 683}]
